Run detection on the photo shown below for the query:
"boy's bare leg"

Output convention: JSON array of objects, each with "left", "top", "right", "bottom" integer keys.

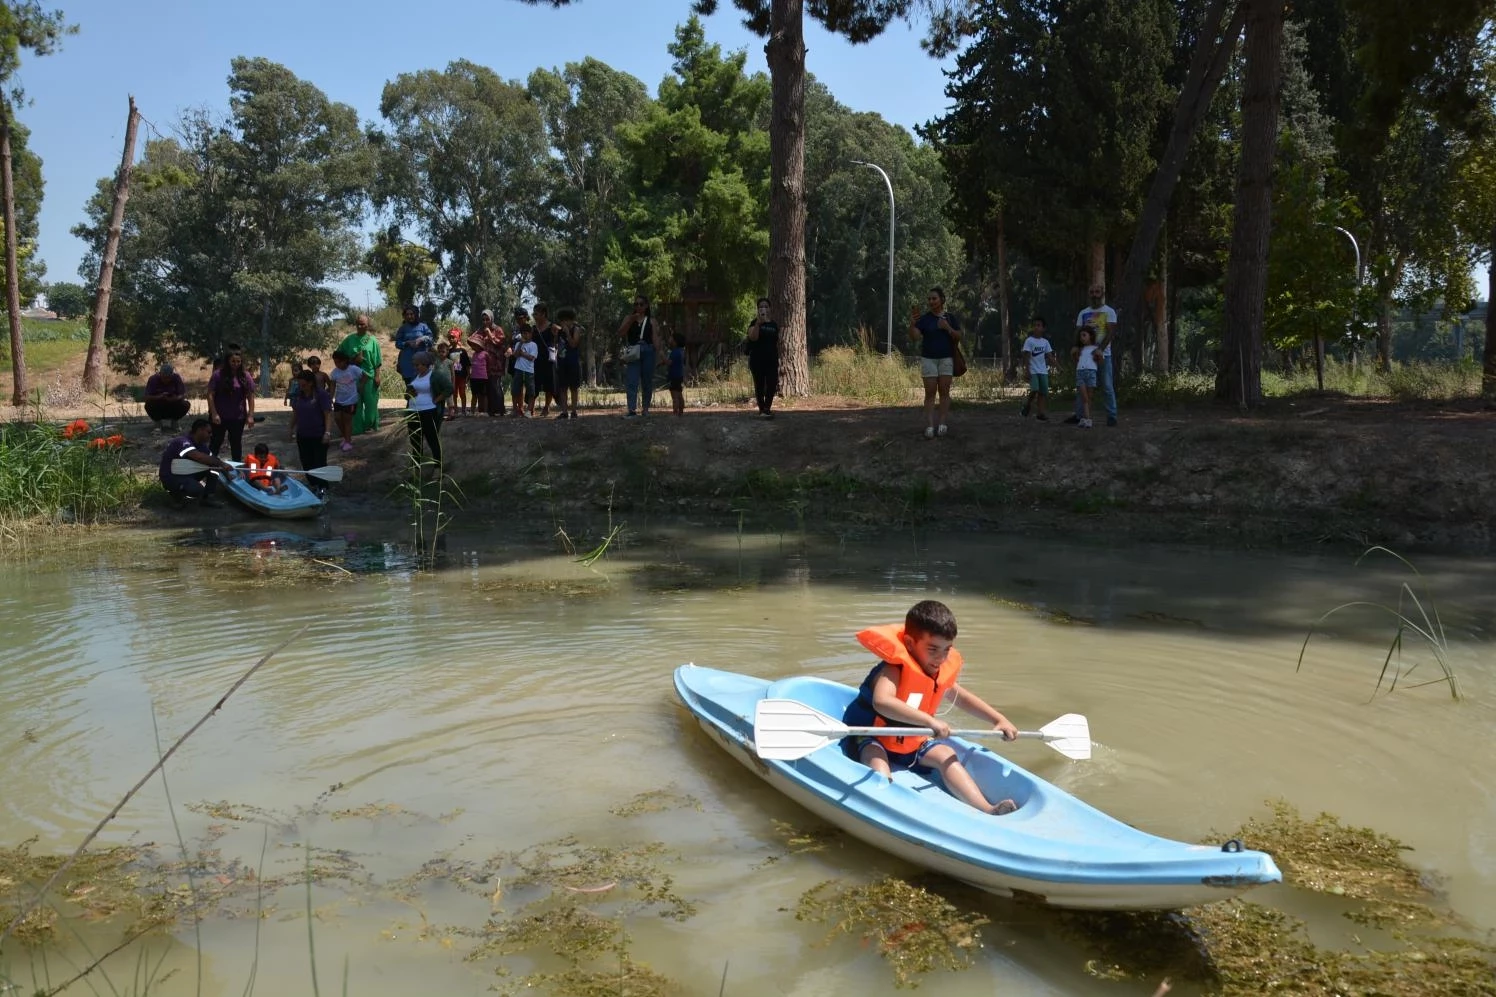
[
  {"left": 858, "top": 742, "right": 894, "bottom": 778},
  {"left": 920, "top": 744, "right": 1019, "bottom": 814}
]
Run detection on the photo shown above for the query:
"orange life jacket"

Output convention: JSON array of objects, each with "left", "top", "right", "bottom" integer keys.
[
  {"left": 855, "top": 624, "right": 963, "bottom": 753},
  {"left": 245, "top": 452, "right": 279, "bottom": 485}
]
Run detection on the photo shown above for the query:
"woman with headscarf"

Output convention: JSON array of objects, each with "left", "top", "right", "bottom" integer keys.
[
  {"left": 336, "top": 315, "right": 383, "bottom": 433},
  {"left": 394, "top": 305, "right": 434, "bottom": 387}
]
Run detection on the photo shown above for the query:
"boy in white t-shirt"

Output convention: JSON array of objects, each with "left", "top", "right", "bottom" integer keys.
[
  {"left": 328, "top": 351, "right": 368, "bottom": 451},
  {"left": 1019, "top": 317, "right": 1054, "bottom": 421},
  {"left": 513, "top": 326, "right": 540, "bottom": 417}
]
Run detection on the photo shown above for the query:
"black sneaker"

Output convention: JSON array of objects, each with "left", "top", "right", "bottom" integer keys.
[
  {"left": 1020, "top": 404, "right": 1030, "bottom": 417},
  {"left": 555, "top": 411, "right": 568, "bottom": 419},
  {"left": 569, "top": 411, "right": 578, "bottom": 419},
  {"left": 1106, "top": 416, "right": 1118, "bottom": 427},
  {"left": 1036, "top": 414, "right": 1049, "bottom": 422},
  {"left": 1064, "top": 415, "right": 1080, "bottom": 424}
]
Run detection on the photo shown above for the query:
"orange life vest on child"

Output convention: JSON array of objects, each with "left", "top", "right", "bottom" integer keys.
[
  {"left": 245, "top": 452, "right": 279, "bottom": 485},
  {"left": 855, "top": 624, "right": 964, "bottom": 753}
]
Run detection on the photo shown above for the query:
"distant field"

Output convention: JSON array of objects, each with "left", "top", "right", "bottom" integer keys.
[{"left": 0, "top": 318, "right": 91, "bottom": 378}]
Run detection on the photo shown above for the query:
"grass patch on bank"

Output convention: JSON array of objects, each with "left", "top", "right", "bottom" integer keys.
[
  {"left": 1119, "top": 360, "right": 1482, "bottom": 407},
  {"left": 0, "top": 421, "right": 150, "bottom": 534},
  {"left": 0, "top": 318, "right": 90, "bottom": 377}
]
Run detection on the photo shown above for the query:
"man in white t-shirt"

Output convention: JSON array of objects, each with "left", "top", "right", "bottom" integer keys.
[
  {"left": 1019, "top": 316, "right": 1054, "bottom": 421},
  {"left": 1068, "top": 284, "right": 1119, "bottom": 426}
]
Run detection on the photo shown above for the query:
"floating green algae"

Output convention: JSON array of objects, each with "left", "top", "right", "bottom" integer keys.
[
  {"left": 608, "top": 788, "right": 702, "bottom": 819},
  {"left": 793, "top": 876, "right": 988, "bottom": 989},
  {"left": 1055, "top": 801, "right": 1496, "bottom": 996}
]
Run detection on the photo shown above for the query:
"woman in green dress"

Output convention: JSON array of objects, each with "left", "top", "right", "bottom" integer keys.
[{"left": 337, "top": 315, "right": 384, "bottom": 433}]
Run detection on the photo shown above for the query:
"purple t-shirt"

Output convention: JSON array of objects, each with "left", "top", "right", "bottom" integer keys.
[
  {"left": 208, "top": 368, "right": 256, "bottom": 421},
  {"left": 290, "top": 387, "right": 332, "bottom": 438},
  {"left": 146, "top": 372, "right": 185, "bottom": 399},
  {"left": 158, "top": 434, "right": 200, "bottom": 483}
]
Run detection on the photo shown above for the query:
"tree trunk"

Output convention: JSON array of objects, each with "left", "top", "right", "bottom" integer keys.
[
  {"left": 83, "top": 97, "right": 141, "bottom": 395},
  {"left": 1152, "top": 227, "right": 1170, "bottom": 373},
  {"left": 1118, "top": 0, "right": 1246, "bottom": 370},
  {"left": 259, "top": 299, "right": 272, "bottom": 396},
  {"left": 1483, "top": 229, "right": 1496, "bottom": 408},
  {"left": 1088, "top": 241, "right": 1106, "bottom": 292},
  {"left": 766, "top": 0, "right": 809, "bottom": 396},
  {"left": 1217, "top": 0, "right": 1285, "bottom": 410},
  {"left": 997, "top": 208, "right": 1011, "bottom": 379},
  {"left": 2, "top": 103, "right": 24, "bottom": 408},
  {"left": 1376, "top": 292, "right": 1393, "bottom": 370}
]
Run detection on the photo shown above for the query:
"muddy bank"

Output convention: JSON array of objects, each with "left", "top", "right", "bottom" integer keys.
[{"left": 47, "top": 393, "right": 1496, "bottom": 552}]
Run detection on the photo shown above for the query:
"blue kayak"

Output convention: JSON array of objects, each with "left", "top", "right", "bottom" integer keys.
[
  {"left": 219, "top": 471, "right": 326, "bottom": 520},
  {"left": 674, "top": 664, "right": 1281, "bottom": 911}
]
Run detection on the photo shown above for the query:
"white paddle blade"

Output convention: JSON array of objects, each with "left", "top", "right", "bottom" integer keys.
[
  {"left": 171, "top": 458, "right": 209, "bottom": 475},
  {"left": 753, "top": 699, "right": 850, "bottom": 761},
  {"left": 306, "top": 465, "right": 344, "bottom": 482},
  {"left": 1039, "top": 713, "right": 1092, "bottom": 760}
]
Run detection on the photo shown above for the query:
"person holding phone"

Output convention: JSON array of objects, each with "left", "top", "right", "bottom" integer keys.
[
  {"left": 745, "top": 296, "right": 779, "bottom": 418},
  {"left": 616, "top": 295, "right": 657, "bottom": 417},
  {"left": 909, "top": 287, "right": 961, "bottom": 439}
]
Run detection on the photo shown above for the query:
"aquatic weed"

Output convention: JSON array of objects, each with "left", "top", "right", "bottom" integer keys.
[
  {"left": 608, "top": 789, "right": 702, "bottom": 819},
  {"left": 793, "top": 876, "right": 989, "bottom": 989},
  {"left": 1297, "top": 546, "right": 1462, "bottom": 700},
  {"left": 1057, "top": 801, "right": 1496, "bottom": 995}
]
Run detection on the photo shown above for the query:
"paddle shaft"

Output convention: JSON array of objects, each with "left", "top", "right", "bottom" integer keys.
[
  {"left": 837, "top": 725, "right": 1054, "bottom": 743},
  {"left": 170, "top": 458, "right": 339, "bottom": 481}
]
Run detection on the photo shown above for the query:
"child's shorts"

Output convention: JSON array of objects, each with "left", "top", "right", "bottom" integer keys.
[
  {"left": 1029, "top": 372, "right": 1049, "bottom": 394},
  {"left": 844, "top": 735, "right": 938, "bottom": 772},
  {"left": 668, "top": 377, "right": 684, "bottom": 392},
  {"left": 1076, "top": 369, "right": 1098, "bottom": 389},
  {"left": 516, "top": 370, "right": 535, "bottom": 396}
]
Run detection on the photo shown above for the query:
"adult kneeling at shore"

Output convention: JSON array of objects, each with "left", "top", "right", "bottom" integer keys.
[
  {"left": 158, "top": 418, "right": 234, "bottom": 507},
  {"left": 144, "top": 362, "right": 190, "bottom": 431}
]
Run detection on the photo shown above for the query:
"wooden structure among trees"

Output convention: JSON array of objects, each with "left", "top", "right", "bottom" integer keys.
[{"left": 656, "top": 284, "right": 733, "bottom": 375}]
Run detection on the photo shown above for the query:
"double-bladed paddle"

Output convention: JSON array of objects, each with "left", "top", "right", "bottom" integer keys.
[
  {"left": 752, "top": 698, "right": 1092, "bottom": 762},
  {"left": 171, "top": 458, "right": 345, "bottom": 483}
]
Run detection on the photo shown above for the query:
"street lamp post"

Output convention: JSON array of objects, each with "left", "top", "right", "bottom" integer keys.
[
  {"left": 1325, "top": 225, "right": 1363, "bottom": 389},
  {"left": 850, "top": 159, "right": 895, "bottom": 355}
]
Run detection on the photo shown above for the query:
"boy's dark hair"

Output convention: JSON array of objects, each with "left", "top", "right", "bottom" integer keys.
[
  {"left": 533, "top": 302, "right": 548, "bottom": 317},
  {"left": 672, "top": 331, "right": 686, "bottom": 347},
  {"left": 1033, "top": 316, "right": 1046, "bottom": 329},
  {"left": 296, "top": 369, "right": 315, "bottom": 384},
  {"left": 332, "top": 350, "right": 349, "bottom": 363},
  {"left": 306, "top": 355, "right": 321, "bottom": 366},
  {"left": 190, "top": 418, "right": 211, "bottom": 433},
  {"left": 254, "top": 442, "right": 269, "bottom": 455},
  {"left": 556, "top": 307, "right": 577, "bottom": 322},
  {"left": 905, "top": 600, "right": 957, "bottom": 640}
]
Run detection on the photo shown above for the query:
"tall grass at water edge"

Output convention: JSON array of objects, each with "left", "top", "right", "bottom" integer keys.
[{"left": 0, "top": 422, "right": 150, "bottom": 528}]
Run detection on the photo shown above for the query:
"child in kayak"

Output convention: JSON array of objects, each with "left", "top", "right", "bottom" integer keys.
[
  {"left": 844, "top": 599, "right": 1021, "bottom": 815},
  {"left": 245, "top": 443, "right": 288, "bottom": 495}
]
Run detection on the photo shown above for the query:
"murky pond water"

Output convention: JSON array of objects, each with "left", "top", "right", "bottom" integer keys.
[{"left": 2, "top": 525, "right": 1493, "bottom": 995}]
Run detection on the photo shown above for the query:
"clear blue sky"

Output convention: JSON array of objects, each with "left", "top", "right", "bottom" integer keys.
[{"left": 19, "top": 0, "right": 954, "bottom": 307}]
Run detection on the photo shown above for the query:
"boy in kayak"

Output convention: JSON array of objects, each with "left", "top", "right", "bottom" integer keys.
[
  {"left": 245, "top": 443, "right": 288, "bottom": 495},
  {"left": 844, "top": 600, "right": 1021, "bottom": 815}
]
